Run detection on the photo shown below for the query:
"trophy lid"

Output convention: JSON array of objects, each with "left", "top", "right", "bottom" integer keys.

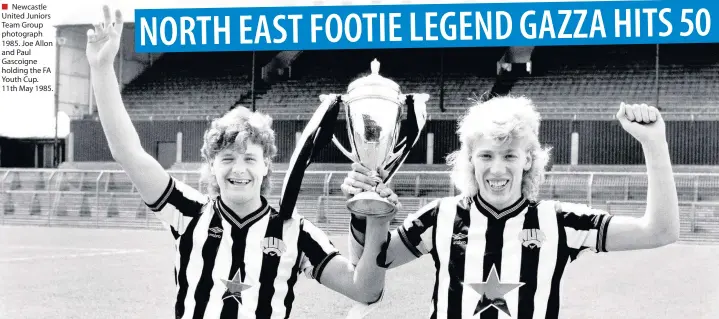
[{"left": 347, "top": 59, "right": 401, "bottom": 95}]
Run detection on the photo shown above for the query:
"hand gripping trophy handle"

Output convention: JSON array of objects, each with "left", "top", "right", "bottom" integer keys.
[{"left": 328, "top": 59, "right": 430, "bottom": 218}]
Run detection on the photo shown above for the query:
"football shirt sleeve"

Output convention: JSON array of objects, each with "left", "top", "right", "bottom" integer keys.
[
  {"left": 555, "top": 201, "right": 614, "bottom": 261},
  {"left": 297, "top": 218, "right": 341, "bottom": 283},
  {"left": 144, "top": 176, "right": 209, "bottom": 237},
  {"left": 396, "top": 199, "right": 441, "bottom": 258}
]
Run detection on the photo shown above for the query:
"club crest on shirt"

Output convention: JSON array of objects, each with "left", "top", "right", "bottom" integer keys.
[
  {"left": 261, "top": 237, "right": 287, "bottom": 257},
  {"left": 208, "top": 227, "right": 223, "bottom": 239},
  {"left": 518, "top": 229, "right": 546, "bottom": 249}
]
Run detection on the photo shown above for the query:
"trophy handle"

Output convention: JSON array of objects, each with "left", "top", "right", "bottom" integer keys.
[
  {"left": 331, "top": 135, "right": 359, "bottom": 163},
  {"left": 384, "top": 144, "right": 406, "bottom": 168}
]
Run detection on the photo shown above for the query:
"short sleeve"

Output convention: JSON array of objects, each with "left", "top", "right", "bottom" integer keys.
[
  {"left": 396, "top": 199, "right": 441, "bottom": 258},
  {"left": 555, "top": 201, "right": 614, "bottom": 261},
  {"left": 145, "top": 177, "right": 209, "bottom": 237},
  {"left": 297, "top": 219, "right": 340, "bottom": 283}
]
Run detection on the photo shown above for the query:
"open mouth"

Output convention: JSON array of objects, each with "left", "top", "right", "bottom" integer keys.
[
  {"left": 486, "top": 179, "right": 509, "bottom": 191},
  {"left": 228, "top": 178, "right": 251, "bottom": 186}
]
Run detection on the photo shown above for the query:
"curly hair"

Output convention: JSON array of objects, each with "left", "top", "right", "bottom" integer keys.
[
  {"left": 446, "top": 95, "right": 551, "bottom": 201},
  {"left": 199, "top": 106, "right": 278, "bottom": 197}
]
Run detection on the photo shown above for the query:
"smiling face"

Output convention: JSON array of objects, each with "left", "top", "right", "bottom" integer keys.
[
  {"left": 470, "top": 135, "right": 532, "bottom": 210},
  {"left": 211, "top": 142, "right": 269, "bottom": 208},
  {"left": 200, "top": 106, "right": 278, "bottom": 209},
  {"left": 448, "top": 96, "right": 551, "bottom": 205}
]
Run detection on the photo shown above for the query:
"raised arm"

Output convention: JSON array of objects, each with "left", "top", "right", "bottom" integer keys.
[
  {"left": 87, "top": 6, "right": 170, "bottom": 205},
  {"left": 294, "top": 164, "right": 435, "bottom": 307},
  {"left": 310, "top": 216, "right": 393, "bottom": 304},
  {"left": 347, "top": 200, "right": 438, "bottom": 270},
  {"left": 312, "top": 197, "right": 438, "bottom": 305},
  {"left": 603, "top": 102, "right": 680, "bottom": 251},
  {"left": 341, "top": 163, "right": 436, "bottom": 269}
]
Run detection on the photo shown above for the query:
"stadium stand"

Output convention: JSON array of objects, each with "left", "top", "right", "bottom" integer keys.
[
  {"left": 106, "top": 45, "right": 719, "bottom": 120},
  {"left": 117, "top": 52, "right": 281, "bottom": 120},
  {"left": 251, "top": 48, "right": 502, "bottom": 119},
  {"left": 4, "top": 44, "right": 719, "bottom": 244},
  {"left": 510, "top": 45, "right": 719, "bottom": 119}
]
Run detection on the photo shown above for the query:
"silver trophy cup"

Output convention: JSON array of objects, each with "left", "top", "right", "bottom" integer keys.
[{"left": 320, "top": 59, "right": 429, "bottom": 218}]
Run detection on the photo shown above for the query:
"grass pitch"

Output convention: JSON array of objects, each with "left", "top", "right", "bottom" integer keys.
[{"left": 1, "top": 225, "right": 718, "bottom": 319}]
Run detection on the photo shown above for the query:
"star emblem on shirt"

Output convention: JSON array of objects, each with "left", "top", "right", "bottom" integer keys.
[
  {"left": 221, "top": 272, "right": 252, "bottom": 303},
  {"left": 465, "top": 265, "right": 525, "bottom": 317}
]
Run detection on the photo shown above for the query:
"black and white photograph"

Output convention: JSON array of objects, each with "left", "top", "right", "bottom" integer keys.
[{"left": 1, "top": 1, "right": 719, "bottom": 319}]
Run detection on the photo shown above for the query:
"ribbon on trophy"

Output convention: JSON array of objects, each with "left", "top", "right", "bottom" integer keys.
[
  {"left": 278, "top": 94, "right": 341, "bottom": 220},
  {"left": 382, "top": 93, "right": 428, "bottom": 185}
]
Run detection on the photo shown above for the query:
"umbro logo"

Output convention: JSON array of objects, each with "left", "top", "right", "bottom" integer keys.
[
  {"left": 452, "top": 233, "right": 467, "bottom": 241},
  {"left": 261, "top": 237, "right": 287, "bottom": 257},
  {"left": 208, "top": 227, "right": 223, "bottom": 239},
  {"left": 452, "top": 233, "right": 468, "bottom": 245}
]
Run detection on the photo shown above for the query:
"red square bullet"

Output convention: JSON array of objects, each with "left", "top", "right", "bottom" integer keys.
[{"left": 1, "top": 4, "right": 7, "bottom": 10}]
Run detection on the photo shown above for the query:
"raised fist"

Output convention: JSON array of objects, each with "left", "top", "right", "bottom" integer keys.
[{"left": 616, "top": 102, "right": 667, "bottom": 145}]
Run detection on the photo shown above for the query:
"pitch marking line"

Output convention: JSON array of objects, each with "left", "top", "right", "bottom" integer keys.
[
  {"left": 5, "top": 245, "right": 125, "bottom": 251},
  {"left": 0, "top": 248, "right": 147, "bottom": 263}
]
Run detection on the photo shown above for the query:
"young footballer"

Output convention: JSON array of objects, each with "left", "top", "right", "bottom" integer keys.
[
  {"left": 343, "top": 95, "right": 680, "bottom": 318},
  {"left": 87, "top": 6, "right": 392, "bottom": 319}
]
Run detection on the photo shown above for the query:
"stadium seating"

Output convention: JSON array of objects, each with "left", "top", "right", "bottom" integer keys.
[
  {"left": 110, "top": 45, "right": 719, "bottom": 120},
  {"left": 118, "top": 52, "right": 266, "bottom": 120}
]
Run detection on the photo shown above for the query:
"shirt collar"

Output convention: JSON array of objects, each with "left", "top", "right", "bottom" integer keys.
[
  {"left": 216, "top": 196, "right": 270, "bottom": 229},
  {"left": 473, "top": 193, "right": 528, "bottom": 220}
]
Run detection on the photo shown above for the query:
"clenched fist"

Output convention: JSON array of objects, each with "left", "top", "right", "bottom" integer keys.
[{"left": 616, "top": 102, "right": 667, "bottom": 146}]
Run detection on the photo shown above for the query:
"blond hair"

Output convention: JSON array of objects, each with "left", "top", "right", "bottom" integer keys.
[
  {"left": 446, "top": 95, "right": 551, "bottom": 201},
  {"left": 199, "top": 106, "right": 278, "bottom": 197}
]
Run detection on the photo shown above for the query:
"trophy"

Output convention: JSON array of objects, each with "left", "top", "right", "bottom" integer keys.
[{"left": 322, "top": 59, "right": 430, "bottom": 218}]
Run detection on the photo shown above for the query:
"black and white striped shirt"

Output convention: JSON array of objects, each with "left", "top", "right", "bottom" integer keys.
[
  {"left": 147, "top": 177, "right": 339, "bottom": 319},
  {"left": 397, "top": 194, "right": 613, "bottom": 319}
]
